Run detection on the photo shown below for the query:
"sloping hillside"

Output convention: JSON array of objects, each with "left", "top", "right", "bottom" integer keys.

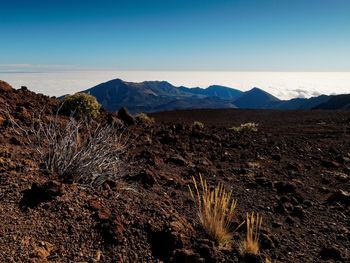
[{"left": 314, "top": 94, "right": 350, "bottom": 110}]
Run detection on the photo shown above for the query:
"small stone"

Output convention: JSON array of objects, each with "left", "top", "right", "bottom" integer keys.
[
  {"left": 166, "top": 155, "right": 187, "bottom": 166},
  {"left": 274, "top": 181, "right": 297, "bottom": 194},
  {"left": 97, "top": 208, "right": 111, "bottom": 221},
  {"left": 321, "top": 160, "right": 341, "bottom": 168},
  {"left": 88, "top": 200, "right": 101, "bottom": 211},
  {"left": 327, "top": 190, "right": 350, "bottom": 206}
]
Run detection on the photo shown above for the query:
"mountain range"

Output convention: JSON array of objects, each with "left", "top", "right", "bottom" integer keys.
[{"left": 75, "top": 78, "right": 349, "bottom": 114}]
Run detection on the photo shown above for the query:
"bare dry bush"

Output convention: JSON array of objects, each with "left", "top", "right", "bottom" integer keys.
[{"left": 2, "top": 107, "right": 126, "bottom": 188}]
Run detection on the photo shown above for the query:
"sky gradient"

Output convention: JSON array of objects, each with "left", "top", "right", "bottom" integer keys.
[{"left": 1, "top": 0, "right": 350, "bottom": 71}]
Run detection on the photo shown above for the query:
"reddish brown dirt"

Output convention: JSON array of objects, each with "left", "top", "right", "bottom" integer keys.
[{"left": 1, "top": 82, "right": 350, "bottom": 262}]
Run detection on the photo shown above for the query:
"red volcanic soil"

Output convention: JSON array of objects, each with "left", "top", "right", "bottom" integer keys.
[{"left": 1, "top": 82, "right": 350, "bottom": 262}]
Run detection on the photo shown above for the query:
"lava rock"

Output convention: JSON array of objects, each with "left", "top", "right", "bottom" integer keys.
[
  {"left": 321, "top": 160, "right": 341, "bottom": 168},
  {"left": 133, "top": 169, "right": 157, "bottom": 187},
  {"left": 327, "top": 190, "right": 350, "bottom": 206},
  {"left": 20, "top": 180, "right": 64, "bottom": 208},
  {"left": 166, "top": 155, "right": 187, "bottom": 166},
  {"left": 274, "top": 181, "right": 297, "bottom": 194},
  {"left": 320, "top": 245, "right": 344, "bottom": 261},
  {"left": 117, "top": 107, "right": 135, "bottom": 125},
  {"left": 172, "top": 249, "right": 202, "bottom": 263}
]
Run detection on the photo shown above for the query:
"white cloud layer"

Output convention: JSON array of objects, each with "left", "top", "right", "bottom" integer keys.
[{"left": 0, "top": 71, "right": 349, "bottom": 100}]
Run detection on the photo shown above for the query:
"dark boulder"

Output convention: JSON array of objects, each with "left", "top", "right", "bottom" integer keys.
[{"left": 117, "top": 107, "right": 135, "bottom": 125}]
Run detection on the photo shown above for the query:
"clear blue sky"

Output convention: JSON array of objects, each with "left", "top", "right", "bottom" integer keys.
[{"left": 1, "top": 0, "right": 349, "bottom": 71}]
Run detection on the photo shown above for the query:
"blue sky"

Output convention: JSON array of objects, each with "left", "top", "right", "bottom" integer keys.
[{"left": 1, "top": 0, "right": 350, "bottom": 71}]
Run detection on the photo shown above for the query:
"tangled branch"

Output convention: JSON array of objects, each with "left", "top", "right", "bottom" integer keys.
[{"left": 1, "top": 105, "right": 127, "bottom": 188}]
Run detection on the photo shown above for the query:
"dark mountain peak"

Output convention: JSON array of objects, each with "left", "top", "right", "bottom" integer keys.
[
  {"left": 245, "top": 87, "right": 279, "bottom": 100},
  {"left": 250, "top": 87, "right": 262, "bottom": 92},
  {"left": 106, "top": 78, "right": 125, "bottom": 84},
  {"left": 232, "top": 87, "right": 280, "bottom": 108}
]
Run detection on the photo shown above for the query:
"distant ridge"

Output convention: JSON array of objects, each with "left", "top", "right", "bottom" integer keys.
[
  {"left": 178, "top": 85, "right": 242, "bottom": 99},
  {"left": 69, "top": 78, "right": 350, "bottom": 114},
  {"left": 80, "top": 78, "right": 237, "bottom": 114},
  {"left": 313, "top": 94, "right": 350, "bottom": 110}
]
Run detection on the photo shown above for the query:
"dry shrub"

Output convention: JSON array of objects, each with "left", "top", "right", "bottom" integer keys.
[
  {"left": 188, "top": 174, "right": 243, "bottom": 244},
  {"left": 241, "top": 212, "right": 262, "bottom": 255},
  {"left": 3, "top": 107, "right": 126, "bottom": 188},
  {"left": 230, "top": 122, "right": 258, "bottom": 132}
]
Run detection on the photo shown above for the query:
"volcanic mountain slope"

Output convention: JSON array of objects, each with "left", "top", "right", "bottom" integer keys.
[
  {"left": 313, "top": 94, "right": 350, "bottom": 110},
  {"left": 1, "top": 80, "right": 350, "bottom": 262},
  {"left": 79, "top": 78, "right": 237, "bottom": 114},
  {"left": 72, "top": 78, "right": 350, "bottom": 113},
  {"left": 264, "top": 95, "right": 332, "bottom": 110},
  {"left": 231, "top": 87, "right": 281, "bottom": 108}
]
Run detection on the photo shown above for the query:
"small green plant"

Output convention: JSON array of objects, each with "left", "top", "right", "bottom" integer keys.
[
  {"left": 135, "top": 113, "right": 154, "bottom": 123},
  {"left": 229, "top": 122, "right": 258, "bottom": 132},
  {"left": 192, "top": 121, "right": 204, "bottom": 129},
  {"left": 60, "top": 93, "right": 101, "bottom": 119},
  {"left": 188, "top": 174, "right": 243, "bottom": 245},
  {"left": 240, "top": 212, "right": 262, "bottom": 255}
]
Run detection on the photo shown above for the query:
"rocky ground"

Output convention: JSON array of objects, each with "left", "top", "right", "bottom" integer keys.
[{"left": 0, "top": 80, "right": 349, "bottom": 262}]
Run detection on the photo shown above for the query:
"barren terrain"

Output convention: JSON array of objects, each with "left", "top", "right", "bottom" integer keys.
[{"left": 0, "top": 81, "right": 349, "bottom": 262}]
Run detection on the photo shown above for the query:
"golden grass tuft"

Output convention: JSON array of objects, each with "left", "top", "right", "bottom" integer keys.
[
  {"left": 188, "top": 174, "right": 243, "bottom": 244},
  {"left": 241, "top": 212, "right": 262, "bottom": 255}
]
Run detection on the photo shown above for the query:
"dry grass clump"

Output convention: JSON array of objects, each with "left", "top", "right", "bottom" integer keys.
[
  {"left": 188, "top": 174, "right": 243, "bottom": 244},
  {"left": 241, "top": 212, "right": 262, "bottom": 255},
  {"left": 135, "top": 113, "right": 154, "bottom": 123},
  {"left": 229, "top": 122, "right": 258, "bottom": 132}
]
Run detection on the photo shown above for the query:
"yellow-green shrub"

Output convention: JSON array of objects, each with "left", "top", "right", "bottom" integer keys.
[
  {"left": 229, "top": 122, "right": 258, "bottom": 132},
  {"left": 192, "top": 121, "right": 204, "bottom": 129},
  {"left": 60, "top": 93, "right": 101, "bottom": 119},
  {"left": 135, "top": 113, "right": 154, "bottom": 123}
]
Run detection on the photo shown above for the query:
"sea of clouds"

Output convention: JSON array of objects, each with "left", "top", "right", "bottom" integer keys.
[{"left": 0, "top": 71, "right": 349, "bottom": 100}]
